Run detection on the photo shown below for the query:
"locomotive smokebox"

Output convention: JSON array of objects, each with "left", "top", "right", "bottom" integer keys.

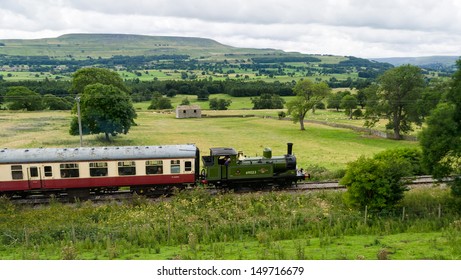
[{"left": 287, "top": 143, "right": 293, "bottom": 155}]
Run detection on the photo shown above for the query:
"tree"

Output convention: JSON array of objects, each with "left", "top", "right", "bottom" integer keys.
[
  {"left": 209, "top": 98, "right": 232, "bottom": 110},
  {"left": 70, "top": 83, "right": 137, "bottom": 141},
  {"left": 148, "top": 92, "right": 173, "bottom": 110},
  {"left": 327, "top": 90, "right": 350, "bottom": 111},
  {"left": 251, "top": 93, "right": 285, "bottom": 109},
  {"left": 286, "top": 79, "right": 330, "bottom": 130},
  {"left": 71, "top": 67, "right": 128, "bottom": 94},
  {"left": 197, "top": 87, "right": 210, "bottom": 101},
  {"left": 5, "top": 86, "right": 45, "bottom": 111},
  {"left": 420, "top": 60, "right": 461, "bottom": 196},
  {"left": 340, "top": 95, "right": 358, "bottom": 119},
  {"left": 180, "top": 97, "right": 191, "bottom": 106},
  {"left": 70, "top": 67, "right": 136, "bottom": 141},
  {"left": 366, "top": 65, "right": 425, "bottom": 139},
  {"left": 43, "top": 94, "right": 73, "bottom": 110}
]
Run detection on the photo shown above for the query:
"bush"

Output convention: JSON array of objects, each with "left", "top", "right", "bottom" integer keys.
[
  {"left": 340, "top": 155, "right": 412, "bottom": 211},
  {"left": 373, "top": 148, "right": 424, "bottom": 175}
]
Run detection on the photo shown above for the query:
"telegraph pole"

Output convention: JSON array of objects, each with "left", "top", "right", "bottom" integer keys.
[{"left": 75, "top": 96, "right": 83, "bottom": 147}]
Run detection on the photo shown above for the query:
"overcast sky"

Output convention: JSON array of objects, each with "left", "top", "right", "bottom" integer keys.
[{"left": 1, "top": 0, "right": 460, "bottom": 58}]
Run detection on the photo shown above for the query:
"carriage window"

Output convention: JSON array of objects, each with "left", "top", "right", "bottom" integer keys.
[
  {"left": 44, "top": 166, "right": 53, "bottom": 177},
  {"left": 60, "top": 163, "right": 80, "bottom": 178},
  {"left": 171, "top": 160, "right": 180, "bottom": 174},
  {"left": 11, "top": 165, "right": 23, "bottom": 180},
  {"left": 185, "top": 161, "right": 192, "bottom": 172},
  {"left": 146, "top": 160, "right": 163, "bottom": 175},
  {"left": 90, "top": 162, "right": 108, "bottom": 177},
  {"left": 30, "top": 167, "right": 39, "bottom": 177},
  {"left": 118, "top": 161, "right": 136, "bottom": 176}
]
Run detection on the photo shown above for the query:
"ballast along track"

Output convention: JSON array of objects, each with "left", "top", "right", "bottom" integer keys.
[{"left": 8, "top": 175, "right": 450, "bottom": 205}]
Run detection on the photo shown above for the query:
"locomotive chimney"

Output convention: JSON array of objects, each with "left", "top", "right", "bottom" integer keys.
[{"left": 287, "top": 143, "right": 293, "bottom": 155}]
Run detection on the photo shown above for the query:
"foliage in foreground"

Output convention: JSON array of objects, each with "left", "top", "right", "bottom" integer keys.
[
  {"left": 340, "top": 148, "right": 423, "bottom": 211},
  {"left": 0, "top": 187, "right": 460, "bottom": 260}
]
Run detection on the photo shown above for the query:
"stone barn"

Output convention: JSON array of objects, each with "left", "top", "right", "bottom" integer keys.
[{"left": 176, "top": 105, "right": 201, "bottom": 118}]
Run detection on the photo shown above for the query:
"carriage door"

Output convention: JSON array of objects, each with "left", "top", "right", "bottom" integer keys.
[{"left": 27, "top": 166, "right": 42, "bottom": 189}]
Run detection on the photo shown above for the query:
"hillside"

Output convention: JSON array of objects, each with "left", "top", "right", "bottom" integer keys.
[
  {"left": 0, "top": 33, "right": 394, "bottom": 85},
  {"left": 0, "top": 33, "right": 288, "bottom": 59}
]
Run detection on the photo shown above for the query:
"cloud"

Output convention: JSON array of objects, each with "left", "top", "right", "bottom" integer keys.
[{"left": 0, "top": 0, "right": 460, "bottom": 58}]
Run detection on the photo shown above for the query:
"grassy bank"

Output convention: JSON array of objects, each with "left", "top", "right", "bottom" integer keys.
[{"left": 0, "top": 187, "right": 460, "bottom": 260}]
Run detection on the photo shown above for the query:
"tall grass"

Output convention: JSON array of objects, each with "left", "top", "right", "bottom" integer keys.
[{"left": 1, "top": 187, "right": 460, "bottom": 259}]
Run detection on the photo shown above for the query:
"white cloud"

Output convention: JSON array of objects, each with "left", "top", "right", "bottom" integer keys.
[{"left": 0, "top": 0, "right": 460, "bottom": 58}]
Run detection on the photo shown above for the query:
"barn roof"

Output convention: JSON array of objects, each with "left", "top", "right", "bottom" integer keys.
[
  {"left": 0, "top": 144, "right": 198, "bottom": 164},
  {"left": 176, "top": 105, "right": 201, "bottom": 110}
]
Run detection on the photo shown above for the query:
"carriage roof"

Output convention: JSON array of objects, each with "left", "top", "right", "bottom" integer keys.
[
  {"left": 0, "top": 144, "right": 198, "bottom": 164},
  {"left": 209, "top": 147, "right": 237, "bottom": 156}
]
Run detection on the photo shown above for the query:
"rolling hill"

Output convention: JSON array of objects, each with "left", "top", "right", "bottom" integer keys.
[{"left": 0, "top": 33, "right": 289, "bottom": 60}]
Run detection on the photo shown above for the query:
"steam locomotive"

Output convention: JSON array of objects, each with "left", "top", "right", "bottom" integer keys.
[{"left": 0, "top": 143, "right": 305, "bottom": 198}]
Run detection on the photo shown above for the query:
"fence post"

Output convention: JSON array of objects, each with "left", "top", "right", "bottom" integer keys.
[
  {"left": 364, "top": 205, "right": 368, "bottom": 225},
  {"left": 438, "top": 204, "right": 442, "bottom": 219},
  {"left": 402, "top": 207, "right": 405, "bottom": 222}
]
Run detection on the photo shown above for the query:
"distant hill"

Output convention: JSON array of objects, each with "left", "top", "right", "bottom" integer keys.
[
  {"left": 372, "top": 56, "right": 459, "bottom": 71},
  {"left": 0, "top": 33, "right": 291, "bottom": 59},
  {"left": 0, "top": 33, "right": 399, "bottom": 86}
]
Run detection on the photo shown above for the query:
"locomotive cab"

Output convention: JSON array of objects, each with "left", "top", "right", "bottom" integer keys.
[{"left": 201, "top": 147, "right": 238, "bottom": 185}]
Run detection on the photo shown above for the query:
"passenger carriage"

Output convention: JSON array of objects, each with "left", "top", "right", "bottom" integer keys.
[{"left": 0, "top": 145, "right": 200, "bottom": 197}]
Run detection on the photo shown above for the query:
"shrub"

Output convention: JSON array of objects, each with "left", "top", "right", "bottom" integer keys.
[
  {"left": 373, "top": 147, "right": 424, "bottom": 175},
  {"left": 340, "top": 155, "right": 412, "bottom": 211}
]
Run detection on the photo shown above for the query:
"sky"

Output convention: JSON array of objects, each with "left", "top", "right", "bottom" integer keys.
[{"left": 1, "top": 0, "right": 461, "bottom": 58}]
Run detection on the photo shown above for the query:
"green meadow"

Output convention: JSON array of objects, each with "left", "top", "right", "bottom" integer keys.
[{"left": 0, "top": 103, "right": 417, "bottom": 172}]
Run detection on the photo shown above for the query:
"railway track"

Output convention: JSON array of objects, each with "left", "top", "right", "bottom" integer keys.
[{"left": 6, "top": 175, "right": 451, "bottom": 205}]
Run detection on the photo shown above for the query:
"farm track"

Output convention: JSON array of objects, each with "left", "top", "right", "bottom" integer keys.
[{"left": 7, "top": 175, "right": 451, "bottom": 206}]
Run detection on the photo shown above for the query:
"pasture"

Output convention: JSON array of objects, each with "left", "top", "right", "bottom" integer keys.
[
  {"left": 0, "top": 106, "right": 417, "bottom": 172},
  {"left": 2, "top": 107, "right": 460, "bottom": 261}
]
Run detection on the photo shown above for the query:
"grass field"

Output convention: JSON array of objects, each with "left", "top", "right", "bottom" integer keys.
[{"left": 0, "top": 107, "right": 417, "bottom": 172}]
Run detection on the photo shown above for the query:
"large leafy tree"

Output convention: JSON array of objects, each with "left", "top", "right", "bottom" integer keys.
[
  {"left": 287, "top": 79, "right": 330, "bottom": 130},
  {"left": 70, "top": 83, "right": 137, "bottom": 141},
  {"left": 71, "top": 67, "right": 128, "bottom": 94},
  {"left": 365, "top": 65, "right": 425, "bottom": 139},
  {"left": 420, "top": 60, "right": 461, "bottom": 194},
  {"left": 5, "top": 86, "right": 45, "bottom": 111},
  {"left": 70, "top": 68, "right": 136, "bottom": 141}
]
